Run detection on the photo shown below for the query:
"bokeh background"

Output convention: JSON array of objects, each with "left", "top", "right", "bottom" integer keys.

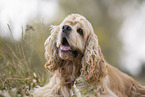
[{"left": 0, "top": 0, "right": 145, "bottom": 96}]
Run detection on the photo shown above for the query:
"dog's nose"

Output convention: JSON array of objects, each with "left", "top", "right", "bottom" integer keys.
[{"left": 62, "top": 25, "right": 71, "bottom": 33}]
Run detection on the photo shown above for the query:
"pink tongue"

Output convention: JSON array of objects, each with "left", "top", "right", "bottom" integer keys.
[{"left": 60, "top": 45, "right": 71, "bottom": 51}]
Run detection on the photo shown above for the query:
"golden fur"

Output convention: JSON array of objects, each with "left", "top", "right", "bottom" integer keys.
[{"left": 33, "top": 14, "right": 145, "bottom": 97}]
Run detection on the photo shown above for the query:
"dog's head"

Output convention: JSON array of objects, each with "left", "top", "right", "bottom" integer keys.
[
  {"left": 56, "top": 14, "right": 95, "bottom": 60},
  {"left": 45, "top": 14, "right": 106, "bottom": 83}
]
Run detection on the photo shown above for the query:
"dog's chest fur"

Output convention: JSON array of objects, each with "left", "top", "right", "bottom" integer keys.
[{"left": 59, "top": 60, "right": 82, "bottom": 89}]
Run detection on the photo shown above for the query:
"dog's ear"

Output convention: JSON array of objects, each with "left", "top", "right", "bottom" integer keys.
[
  {"left": 81, "top": 34, "right": 107, "bottom": 83},
  {"left": 44, "top": 26, "right": 62, "bottom": 72}
]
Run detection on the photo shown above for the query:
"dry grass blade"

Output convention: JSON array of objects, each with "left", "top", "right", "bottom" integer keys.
[{"left": 7, "top": 24, "right": 13, "bottom": 38}]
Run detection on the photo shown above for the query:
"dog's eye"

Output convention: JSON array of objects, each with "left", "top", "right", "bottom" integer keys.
[{"left": 77, "top": 28, "right": 83, "bottom": 36}]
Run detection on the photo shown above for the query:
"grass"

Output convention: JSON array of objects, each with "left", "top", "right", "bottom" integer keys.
[{"left": 0, "top": 23, "right": 50, "bottom": 97}]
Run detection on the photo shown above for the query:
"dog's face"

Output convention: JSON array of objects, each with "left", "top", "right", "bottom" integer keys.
[
  {"left": 56, "top": 14, "right": 93, "bottom": 60},
  {"left": 45, "top": 14, "right": 104, "bottom": 83}
]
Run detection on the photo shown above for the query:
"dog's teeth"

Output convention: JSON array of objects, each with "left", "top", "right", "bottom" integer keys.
[{"left": 60, "top": 45, "right": 71, "bottom": 51}]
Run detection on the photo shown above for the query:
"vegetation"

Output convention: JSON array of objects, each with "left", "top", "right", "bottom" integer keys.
[{"left": 0, "top": 23, "right": 50, "bottom": 96}]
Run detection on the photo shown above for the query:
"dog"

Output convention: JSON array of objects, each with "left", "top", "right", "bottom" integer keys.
[{"left": 33, "top": 14, "right": 145, "bottom": 97}]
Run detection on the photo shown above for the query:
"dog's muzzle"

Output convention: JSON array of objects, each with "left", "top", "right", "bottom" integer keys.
[{"left": 60, "top": 25, "right": 72, "bottom": 51}]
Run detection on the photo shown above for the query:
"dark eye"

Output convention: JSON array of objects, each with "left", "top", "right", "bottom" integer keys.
[{"left": 77, "top": 28, "right": 83, "bottom": 35}]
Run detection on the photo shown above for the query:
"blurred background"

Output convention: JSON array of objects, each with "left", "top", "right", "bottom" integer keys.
[{"left": 0, "top": 0, "right": 145, "bottom": 96}]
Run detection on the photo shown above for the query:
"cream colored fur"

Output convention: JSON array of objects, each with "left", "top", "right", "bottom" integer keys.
[{"left": 32, "top": 14, "right": 145, "bottom": 97}]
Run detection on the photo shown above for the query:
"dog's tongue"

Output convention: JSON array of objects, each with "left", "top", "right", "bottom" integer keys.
[{"left": 60, "top": 45, "right": 71, "bottom": 51}]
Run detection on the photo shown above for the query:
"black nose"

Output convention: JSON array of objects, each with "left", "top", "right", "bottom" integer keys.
[{"left": 62, "top": 25, "right": 71, "bottom": 33}]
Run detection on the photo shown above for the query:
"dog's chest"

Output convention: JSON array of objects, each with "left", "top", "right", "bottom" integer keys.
[{"left": 60, "top": 62, "right": 81, "bottom": 88}]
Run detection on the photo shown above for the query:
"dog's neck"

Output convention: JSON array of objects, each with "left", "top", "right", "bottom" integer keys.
[{"left": 58, "top": 60, "right": 82, "bottom": 89}]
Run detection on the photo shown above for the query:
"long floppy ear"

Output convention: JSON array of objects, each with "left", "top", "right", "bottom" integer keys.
[
  {"left": 44, "top": 26, "right": 62, "bottom": 72},
  {"left": 81, "top": 34, "right": 107, "bottom": 83}
]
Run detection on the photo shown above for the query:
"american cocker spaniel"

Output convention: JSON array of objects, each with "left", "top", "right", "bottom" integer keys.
[{"left": 33, "top": 14, "right": 145, "bottom": 97}]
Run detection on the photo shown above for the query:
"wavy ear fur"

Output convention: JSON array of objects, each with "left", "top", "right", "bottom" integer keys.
[
  {"left": 81, "top": 33, "right": 107, "bottom": 83},
  {"left": 44, "top": 26, "right": 62, "bottom": 72}
]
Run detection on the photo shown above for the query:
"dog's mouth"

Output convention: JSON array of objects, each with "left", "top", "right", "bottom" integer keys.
[
  {"left": 60, "top": 37, "right": 72, "bottom": 51},
  {"left": 60, "top": 37, "right": 78, "bottom": 58}
]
